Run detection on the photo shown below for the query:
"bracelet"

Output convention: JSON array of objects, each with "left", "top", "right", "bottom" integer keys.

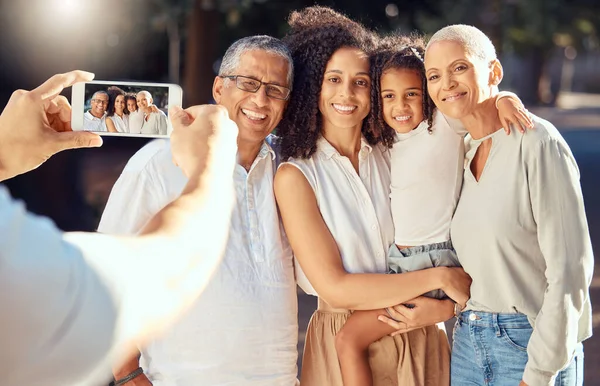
[
  {"left": 110, "top": 367, "right": 144, "bottom": 386},
  {"left": 453, "top": 302, "right": 464, "bottom": 317}
]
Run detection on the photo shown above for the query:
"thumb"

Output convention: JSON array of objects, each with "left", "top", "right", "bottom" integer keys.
[
  {"left": 169, "top": 106, "right": 193, "bottom": 130},
  {"left": 51, "top": 131, "right": 103, "bottom": 152}
]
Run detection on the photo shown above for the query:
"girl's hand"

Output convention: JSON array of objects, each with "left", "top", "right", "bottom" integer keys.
[
  {"left": 377, "top": 296, "right": 454, "bottom": 336},
  {"left": 497, "top": 93, "right": 533, "bottom": 134}
]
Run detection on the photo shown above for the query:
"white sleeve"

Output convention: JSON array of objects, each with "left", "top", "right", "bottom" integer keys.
[
  {"left": 159, "top": 113, "right": 168, "bottom": 136},
  {"left": 0, "top": 186, "right": 123, "bottom": 385},
  {"left": 98, "top": 166, "right": 165, "bottom": 235},
  {"left": 522, "top": 135, "right": 594, "bottom": 386}
]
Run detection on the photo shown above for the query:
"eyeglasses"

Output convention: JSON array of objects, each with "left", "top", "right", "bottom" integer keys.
[
  {"left": 91, "top": 99, "right": 108, "bottom": 105},
  {"left": 220, "top": 75, "right": 291, "bottom": 101}
]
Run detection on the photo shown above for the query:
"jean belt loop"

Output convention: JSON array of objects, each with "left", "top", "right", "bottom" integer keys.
[{"left": 493, "top": 313, "right": 501, "bottom": 336}]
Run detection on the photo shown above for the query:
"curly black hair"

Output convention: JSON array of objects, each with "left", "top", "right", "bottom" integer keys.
[
  {"left": 366, "top": 35, "right": 436, "bottom": 142},
  {"left": 106, "top": 86, "right": 127, "bottom": 117},
  {"left": 278, "top": 7, "right": 381, "bottom": 161},
  {"left": 124, "top": 93, "right": 137, "bottom": 112}
]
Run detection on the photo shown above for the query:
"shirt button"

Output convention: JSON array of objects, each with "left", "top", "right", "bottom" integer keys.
[
  {"left": 371, "top": 224, "right": 378, "bottom": 230},
  {"left": 469, "top": 313, "right": 478, "bottom": 321}
]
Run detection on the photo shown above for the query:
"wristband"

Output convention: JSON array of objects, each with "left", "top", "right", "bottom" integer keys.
[{"left": 110, "top": 367, "right": 144, "bottom": 386}]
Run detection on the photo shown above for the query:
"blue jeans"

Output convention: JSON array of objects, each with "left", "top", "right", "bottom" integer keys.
[
  {"left": 451, "top": 311, "right": 584, "bottom": 386},
  {"left": 387, "top": 240, "right": 461, "bottom": 299}
]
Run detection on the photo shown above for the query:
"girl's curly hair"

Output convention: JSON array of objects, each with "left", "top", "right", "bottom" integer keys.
[
  {"left": 366, "top": 35, "right": 436, "bottom": 143},
  {"left": 278, "top": 7, "right": 380, "bottom": 161}
]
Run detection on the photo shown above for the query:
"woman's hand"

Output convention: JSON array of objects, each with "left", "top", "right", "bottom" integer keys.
[
  {"left": 440, "top": 267, "right": 472, "bottom": 307},
  {"left": 377, "top": 297, "right": 454, "bottom": 336}
]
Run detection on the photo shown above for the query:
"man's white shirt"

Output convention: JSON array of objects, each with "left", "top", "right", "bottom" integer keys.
[
  {"left": 83, "top": 111, "right": 107, "bottom": 132},
  {"left": 98, "top": 139, "right": 299, "bottom": 386}
]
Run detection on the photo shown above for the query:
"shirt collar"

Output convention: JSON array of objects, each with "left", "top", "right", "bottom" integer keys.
[
  {"left": 258, "top": 140, "right": 277, "bottom": 162},
  {"left": 316, "top": 135, "right": 373, "bottom": 159},
  {"left": 238, "top": 140, "right": 276, "bottom": 176}
]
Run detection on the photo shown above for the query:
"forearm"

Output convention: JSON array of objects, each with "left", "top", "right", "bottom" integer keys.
[
  {"left": 426, "top": 299, "right": 455, "bottom": 324},
  {"left": 320, "top": 268, "right": 447, "bottom": 310},
  {"left": 113, "top": 353, "right": 141, "bottom": 380}
]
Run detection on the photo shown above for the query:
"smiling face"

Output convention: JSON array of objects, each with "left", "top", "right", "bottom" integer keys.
[
  {"left": 136, "top": 92, "right": 151, "bottom": 109},
  {"left": 114, "top": 95, "right": 126, "bottom": 115},
  {"left": 126, "top": 98, "right": 137, "bottom": 113},
  {"left": 213, "top": 50, "right": 290, "bottom": 146},
  {"left": 90, "top": 92, "right": 108, "bottom": 118},
  {"left": 425, "top": 40, "right": 501, "bottom": 119},
  {"left": 380, "top": 68, "right": 425, "bottom": 134},
  {"left": 318, "top": 47, "right": 371, "bottom": 133}
]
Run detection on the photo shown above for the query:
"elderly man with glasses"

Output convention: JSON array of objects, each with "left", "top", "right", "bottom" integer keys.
[
  {"left": 99, "top": 35, "right": 299, "bottom": 386},
  {"left": 83, "top": 90, "right": 108, "bottom": 132}
]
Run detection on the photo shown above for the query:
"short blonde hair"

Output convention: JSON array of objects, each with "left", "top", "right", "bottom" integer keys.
[{"left": 426, "top": 24, "right": 496, "bottom": 63}]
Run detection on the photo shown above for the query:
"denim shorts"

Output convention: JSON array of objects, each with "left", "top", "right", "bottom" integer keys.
[
  {"left": 387, "top": 240, "right": 461, "bottom": 299},
  {"left": 452, "top": 311, "right": 584, "bottom": 386}
]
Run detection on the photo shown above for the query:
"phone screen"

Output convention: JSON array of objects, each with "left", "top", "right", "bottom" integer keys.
[{"left": 73, "top": 82, "right": 180, "bottom": 137}]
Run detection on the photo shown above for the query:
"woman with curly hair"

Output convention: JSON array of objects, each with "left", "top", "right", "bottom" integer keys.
[
  {"left": 274, "top": 7, "right": 470, "bottom": 385},
  {"left": 105, "top": 86, "right": 129, "bottom": 133},
  {"left": 332, "top": 36, "right": 530, "bottom": 386}
]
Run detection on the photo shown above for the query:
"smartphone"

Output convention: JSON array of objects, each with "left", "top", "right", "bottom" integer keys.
[{"left": 71, "top": 80, "right": 183, "bottom": 138}]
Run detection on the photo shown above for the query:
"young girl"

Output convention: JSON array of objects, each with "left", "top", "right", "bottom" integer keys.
[
  {"left": 333, "top": 37, "right": 532, "bottom": 386},
  {"left": 125, "top": 94, "right": 144, "bottom": 134}
]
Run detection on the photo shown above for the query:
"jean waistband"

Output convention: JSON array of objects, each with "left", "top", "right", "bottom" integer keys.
[
  {"left": 396, "top": 240, "right": 454, "bottom": 255},
  {"left": 458, "top": 310, "right": 532, "bottom": 328}
]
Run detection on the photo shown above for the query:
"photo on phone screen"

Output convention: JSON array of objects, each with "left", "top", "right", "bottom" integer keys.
[{"left": 71, "top": 81, "right": 182, "bottom": 138}]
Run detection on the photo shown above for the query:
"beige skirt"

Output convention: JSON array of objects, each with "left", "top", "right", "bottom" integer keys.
[{"left": 300, "top": 299, "right": 450, "bottom": 386}]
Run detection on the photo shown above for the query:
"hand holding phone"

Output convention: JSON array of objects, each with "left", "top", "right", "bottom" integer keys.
[
  {"left": 0, "top": 71, "right": 104, "bottom": 181},
  {"left": 71, "top": 80, "right": 183, "bottom": 138}
]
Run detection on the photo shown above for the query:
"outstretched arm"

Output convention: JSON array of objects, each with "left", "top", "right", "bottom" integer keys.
[{"left": 0, "top": 103, "right": 237, "bottom": 385}]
